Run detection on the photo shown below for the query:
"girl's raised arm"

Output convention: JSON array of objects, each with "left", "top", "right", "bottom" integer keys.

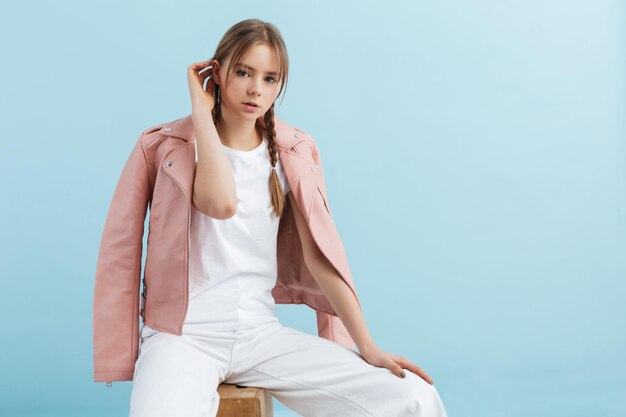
[{"left": 187, "top": 60, "right": 237, "bottom": 219}]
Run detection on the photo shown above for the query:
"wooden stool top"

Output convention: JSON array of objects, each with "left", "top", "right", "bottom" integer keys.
[{"left": 216, "top": 383, "right": 274, "bottom": 417}]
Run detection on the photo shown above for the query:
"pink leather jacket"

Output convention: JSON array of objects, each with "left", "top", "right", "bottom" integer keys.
[{"left": 93, "top": 113, "right": 362, "bottom": 383}]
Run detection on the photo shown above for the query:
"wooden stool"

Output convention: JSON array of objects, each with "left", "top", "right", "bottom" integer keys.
[{"left": 216, "top": 383, "right": 274, "bottom": 417}]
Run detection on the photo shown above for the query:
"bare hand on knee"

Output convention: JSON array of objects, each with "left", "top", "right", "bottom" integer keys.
[{"left": 359, "top": 346, "right": 434, "bottom": 385}]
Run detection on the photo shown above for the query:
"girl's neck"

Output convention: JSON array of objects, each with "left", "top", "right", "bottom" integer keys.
[{"left": 216, "top": 112, "right": 263, "bottom": 152}]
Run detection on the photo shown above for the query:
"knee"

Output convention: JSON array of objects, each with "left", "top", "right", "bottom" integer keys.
[{"left": 399, "top": 370, "right": 443, "bottom": 415}]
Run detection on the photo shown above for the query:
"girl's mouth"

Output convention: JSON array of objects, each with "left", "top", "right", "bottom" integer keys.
[{"left": 242, "top": 102, "right": 259, "bottom": 112}]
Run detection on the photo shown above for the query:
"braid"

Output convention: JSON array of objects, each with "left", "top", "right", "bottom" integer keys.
[
  {"left": 212, "top": 85, "right": 284, "bottom": 217},
  {"left": 211, "top": 85, "right": 221, "bottom": 128},
  {"left": 263, "top": 103, "right": 285, "bottom": 217}
]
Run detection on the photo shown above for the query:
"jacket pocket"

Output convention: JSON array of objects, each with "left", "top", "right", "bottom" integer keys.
[{"left": 317, "top": 186, "right": 331, "bottom": 216}]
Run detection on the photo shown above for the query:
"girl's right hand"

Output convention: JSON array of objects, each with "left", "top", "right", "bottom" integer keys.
[{"left": 187, "top": 59, "right": 219, "bottom": 110}]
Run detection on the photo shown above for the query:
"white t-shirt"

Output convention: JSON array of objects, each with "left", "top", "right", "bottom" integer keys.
[{"left": 141, "top": 136, "right": 291, "bottom": 337}]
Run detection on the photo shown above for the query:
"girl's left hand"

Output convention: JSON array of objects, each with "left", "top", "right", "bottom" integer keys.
[{"left": 359, "top": 345, "right": 434, "bottom": 385}]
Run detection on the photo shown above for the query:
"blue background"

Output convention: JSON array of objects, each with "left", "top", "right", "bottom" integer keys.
[{"left": 1, "top": 0, "right": 624, "bottom": 416}]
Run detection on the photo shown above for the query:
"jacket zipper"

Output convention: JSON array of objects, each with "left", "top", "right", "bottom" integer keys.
[
  {"left": 159, "top": 162, "right": 191, "bottom": 336},
  {"left": 180, "top": 203, "right": 190, "bottom": 335}
]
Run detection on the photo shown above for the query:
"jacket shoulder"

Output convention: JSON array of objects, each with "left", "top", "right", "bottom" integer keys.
[
  {"left": 274, "top": 115, "right": 317, "bottom": 149},
  {"left": 295, "top": 126, "right": 314, "bottom": 140},
  {"left": 137, "top": 119, "right": 177, "bottom": 149},
  {"left": 290, "top": 124, "right": 318, "bottom": 149}
]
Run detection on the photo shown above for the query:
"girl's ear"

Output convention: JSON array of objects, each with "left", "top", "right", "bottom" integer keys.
[{"left": 211, "top": 59, "right": 222, "bottom": 86}]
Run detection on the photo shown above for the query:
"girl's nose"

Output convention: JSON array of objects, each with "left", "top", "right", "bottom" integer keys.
[{"left": 248, "top": 78, "right": 263, "bottom": 94}]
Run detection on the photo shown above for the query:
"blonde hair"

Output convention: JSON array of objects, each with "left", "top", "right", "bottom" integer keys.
[{"left": 209, "top": 18, "right": 290, "bottom": 217}]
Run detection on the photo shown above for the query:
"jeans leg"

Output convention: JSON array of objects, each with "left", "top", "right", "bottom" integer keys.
[
  {"left": 128, "top": 330, "right": 232, "bottom": 417},
  {"left": 225, "top": 322, "right": 449, "bottom": 417}
]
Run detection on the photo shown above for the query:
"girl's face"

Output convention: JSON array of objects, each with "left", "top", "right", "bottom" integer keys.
[{"left": 217, "top": 44, "right": 283, "bottom": 122}]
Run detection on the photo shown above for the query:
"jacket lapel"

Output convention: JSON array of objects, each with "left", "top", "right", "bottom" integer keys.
[
  {"left": 159, "top": 142, "right": 196, "bottom": 198},
  {"left": 158, "top": 114, "right": 318, "bottom": 202}
]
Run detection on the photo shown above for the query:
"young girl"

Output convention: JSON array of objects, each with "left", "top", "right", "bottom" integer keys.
[{"left": 93, "top": 18, "right": 449, "bottom": 417}]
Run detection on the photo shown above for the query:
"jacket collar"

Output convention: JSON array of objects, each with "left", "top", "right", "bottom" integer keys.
[
  {"left": 152, "top": 113, "right": 319, "bottom": 202},
  {"left": 155, "top": 113, "right": 306, "bottom": 151}
]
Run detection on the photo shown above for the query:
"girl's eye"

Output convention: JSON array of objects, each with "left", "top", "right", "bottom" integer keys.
[{"left": 236, "top": 69, "right": 277, "bottom": 84}]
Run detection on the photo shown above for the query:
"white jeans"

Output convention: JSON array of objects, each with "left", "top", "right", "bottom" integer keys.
[{"left": 129, "top": 320, "right": 449, "bottom": 417}]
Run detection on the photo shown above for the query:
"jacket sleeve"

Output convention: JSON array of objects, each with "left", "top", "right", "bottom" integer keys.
[{"left": 93, "top": 134, "right": 150, "bottom": 383}]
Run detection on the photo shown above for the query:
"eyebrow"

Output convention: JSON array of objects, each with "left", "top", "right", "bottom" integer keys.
[{"left": 235, "top": 63, "right": 279, "bottom": 76}]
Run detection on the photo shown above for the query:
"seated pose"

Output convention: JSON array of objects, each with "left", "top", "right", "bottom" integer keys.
[{"left": 93, "top": 17, "right": 450, "bottom": 417}]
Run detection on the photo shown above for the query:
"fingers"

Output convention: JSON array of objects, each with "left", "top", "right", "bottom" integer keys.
[
  {"left": 189, "top": 59, "right": 214, "bottom": 69},
  {"left": 188, "top": 61, "right": 209, "bottom": 72},
  {"left": 393, "top": 362, "right": 406, "bottom": 378},
  {"left": 413, "top": 368, "right": 433, "bottom": 385},
  {"left": 379, "top": 353, "right": 415, "bottom": 380},
  {"left": 188, "top": 60, "right": 218, "bottom": 76},
  {"left": 187, "top": 60, "right": 218, "bottom": 92},
  {"left": 394, "top": 356, "right": 434, "bottom": 385}
]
